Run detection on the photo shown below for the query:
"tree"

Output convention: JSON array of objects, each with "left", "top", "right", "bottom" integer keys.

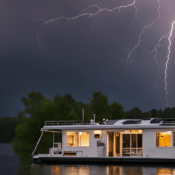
[
  {"left": 150, "top": 109, "right": 157, "bottom": 118},
  {"left": 72, "top": 102, "right": 93, "bottom": 121},
  {"left": 142, "top": 111, "right": 151, "bottom": 119},
  {"left": 64, "top": 93, "right": 76, "bottom": 106},
  {"left": 12, "top": 92, "right": 78, "bottom": 152},
  {"left": 52, "top": 94, "right": 78, "bottom": 120},
  {"left": 90, "top": 91, "right": 110, "bottom": 121},
  {"left": 170, "top": 107, "right": 175, "bottom": 118},
  {"left": 162, "top": 107, "right": 171, "bottom": 118},
  {"left": 0, "top": 117, "right": 20, "bottom": 143},
  {"left": 110, "top": 102, "right": 126, "bottom": 119},
  {"left": 157, "top": 109, "right": 163, "bottom": 118},
  {"left": 21, "top": 91, "right": 45, "bottom": 117},
  {"left": 17, "top": 111, "right": 25, "bottom": 120},
  {"left": 126, "top": 107, "right": 142, "bottom": 119}
]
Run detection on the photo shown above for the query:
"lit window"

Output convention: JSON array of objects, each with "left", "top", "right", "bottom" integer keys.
[
  {"left": 131, "top": 130, "right": 142, "bottom": 133},
  {"left": 94, "top": 130, "right": 102, "bottom": 138},
  {"left": 67, "top": 132, "right": 90, "bottom": 147},
  {"left": 131, "top": 130, "right": 137, "bottom": 133},
  {"left": 156, "top": 132, "right": 171, "bottom": 147},
  {"left": 67, "top": 132, "right": 78, "bottom": 147},
  {"left": 79, "top": 132, "right": 90, "bottom": 147},
  {"left": 124, "top": 130, "right": 143, "bottom": 133},
  {"left": 138, "top": 130, "right": 142, "bottom": 133}
]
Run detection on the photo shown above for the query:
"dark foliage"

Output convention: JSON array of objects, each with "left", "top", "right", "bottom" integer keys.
[{"left": 0, "top": 91, "right": 175, "bottom": 153}]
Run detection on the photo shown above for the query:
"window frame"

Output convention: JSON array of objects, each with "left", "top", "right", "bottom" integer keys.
[
  {"left": 94, "top": 130, "right": 102, "bottom": 139},
  {"left": 155, "top": 131, "right": 172, "bottom": 148},
  {"left": 79, "top": 132, "right": 90, "bottom": 147},
  {"left": 66, "top": 132, "right": 78, "bottom": 147},
  {"left": 67, "top": 131, "right": 90, "bottom": 147},
  {"left": 121, "top": 131, "right": 143, "bottom": 156}
]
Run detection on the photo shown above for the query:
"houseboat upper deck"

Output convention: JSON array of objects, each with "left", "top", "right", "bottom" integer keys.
[{"left": 33, "top": 118, "right": 175, "bottom": 165}]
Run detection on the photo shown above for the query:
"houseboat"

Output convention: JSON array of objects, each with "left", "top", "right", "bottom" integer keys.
[{"left": 32, "top": 117, "right": 175, "bottom": 165}]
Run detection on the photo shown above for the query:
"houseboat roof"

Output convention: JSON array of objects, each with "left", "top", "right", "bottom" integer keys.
[{"left": 41, "top": 118, "right": 175, "bottom": 131}]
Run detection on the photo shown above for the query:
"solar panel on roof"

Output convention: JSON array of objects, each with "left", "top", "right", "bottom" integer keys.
[
  {"left": 162, "top": 119, "right": 175, "bottom": 124},
  {"left": 122, "top": 120, "right": 142, "bottom": 124},
  {"left": 150, "top": 119, "right": 162, "bottom": 123},
  {"left": 106, "top": 120, "right": 118, "bottom": 125}
]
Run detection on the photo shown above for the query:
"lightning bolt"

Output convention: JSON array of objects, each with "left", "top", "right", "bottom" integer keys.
[
  {"left": 125, "top": 0, "right": 161, "bottom": 67},
  {"left": 148, "top": 35, "right": 166, "bottom": 88},
  {"left": 123, "top": 0, "right": 175, "bottom": 107},
  {"left": 164, "top": 20, "right": 175, "bottom": 107},
  {"left": 32, "top": 0, "right": 175, "bottom": 108},
  {"left": 33, "top": 0, "right": 137, "bottom": 48}
]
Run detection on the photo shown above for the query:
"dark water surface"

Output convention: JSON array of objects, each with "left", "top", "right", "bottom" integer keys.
[{"left": 1, "top": 144, "right": 175, "bottom": 175}]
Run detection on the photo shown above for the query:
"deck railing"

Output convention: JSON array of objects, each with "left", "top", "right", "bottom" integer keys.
[
  {"left": 161, "top": 119, "right": 175, "bottom": 125},
  {"left": 44, "top": 119, "right": 175, "bottom": 126},
  {"left": 45, "top": 120, "right": 92, "bottom": 126}
]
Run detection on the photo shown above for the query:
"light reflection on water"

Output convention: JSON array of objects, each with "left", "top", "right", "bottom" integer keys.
[
  {"left": 30, "top": 165, "right": 175, "bottom": 175},
  {"left": 1, "top": 144, "right": 175, "bottom": 175}
]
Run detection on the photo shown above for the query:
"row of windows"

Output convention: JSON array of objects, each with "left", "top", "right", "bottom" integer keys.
[
  {"left": 67, "top": 131, "right": 102, "bottom": 147},
  {"left": 66, "top": 131, "right": 175, "bottom": 148}
]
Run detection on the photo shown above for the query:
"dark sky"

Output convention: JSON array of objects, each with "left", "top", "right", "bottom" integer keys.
[{"left": 1, "top": 0, "right": 175, "bottom": 117}]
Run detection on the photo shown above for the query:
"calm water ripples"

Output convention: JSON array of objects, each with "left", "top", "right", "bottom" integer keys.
[{"left": 1, "top": 144, "right": 175, "bottom": 175}]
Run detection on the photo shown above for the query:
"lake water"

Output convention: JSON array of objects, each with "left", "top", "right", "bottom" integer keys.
[{"left": 1, "top": 144, "right": 175, "bottom": 175}]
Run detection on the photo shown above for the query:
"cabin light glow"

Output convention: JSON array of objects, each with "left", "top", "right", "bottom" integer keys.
[
  {"left": 67, "top": 132, "right": 78, "bottom": 147},
  {"left": 131, "top": 130, "right": 137, "bottom": 133},
  {"left": 79, "top": 132, "right": 90, "bottom": 147},
  {"left": 94, "top": 130, "right": 102, "bottom": 138},
  {"left": 67, "top": 132, "right": 90, "bottom": 147},
  {"left": 124, "top": 130, "right": 130, "bottom": 133},
  {"left": 124, "top": 130, "right": 143, "bottom": 133},
  {"left": 156, "top": 132, "right": 171, "bottom": 147}
]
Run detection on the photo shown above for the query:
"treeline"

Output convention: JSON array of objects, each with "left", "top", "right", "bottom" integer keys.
[
  {"left": 126, "top": 107, "right": 175, "bottom": 119},
  {"left": 0, "top": 112, "right": 24, "bottom": 143},
  {"left": 0, "top": 91, "right": 175, "bottom": 152}
]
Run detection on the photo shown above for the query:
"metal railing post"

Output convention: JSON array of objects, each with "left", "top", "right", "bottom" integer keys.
[
  {"left": 53, "top": 132, "right": 54, "bottom": 148},
  {"left": 45, "top": 120, "right": 91, "bottom": 126},
  {"left": 31, "top": 131, "right": 44, "bottom": 156}
]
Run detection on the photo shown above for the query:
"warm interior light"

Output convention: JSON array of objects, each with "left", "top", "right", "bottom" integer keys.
[
  {"left": 156, "top": 132, "right": 171, "bottom": 147},
  {"left": 67, "top": 132, "right": 78, "bottom": 147},
  {"left": 124, "top": 130, "right": 130, "bottom": 133},
  {"left": 94, "top": 130, "right": 102, "bottom": 138},
  {"left": 131, "top": 130, "right": 137, "bottom": 132},
  {"left": 67, "top": 132, "right": 90, "bottom": 147},
  {"left": 126, "top": 130, "right": 143, "bottom": 133},
  {"left": 79, "top": 132, "right": 90, "bottom": 147}
]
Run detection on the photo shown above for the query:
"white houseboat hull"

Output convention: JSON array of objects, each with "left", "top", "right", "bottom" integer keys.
[{"left": 33, "top": 156, "right": 175, "bottom": 165}]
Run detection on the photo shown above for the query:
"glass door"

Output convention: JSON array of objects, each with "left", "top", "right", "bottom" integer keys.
[
  {"left": 121, "top": 130, "right": 143, "bottom": 156},
  {"left": 122, "top": 134, "right": 130, "bottom": 156},
  {"left": 107, "top": 132, "right": 114, "bottom": 157},
  {"left": 115, "top": 132, "right": 120, "bottom": 156}
]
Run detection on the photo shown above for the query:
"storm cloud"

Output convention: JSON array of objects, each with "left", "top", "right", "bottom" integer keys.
[{"left": 1, "top": 0, "right": 175, "bottom": 117}]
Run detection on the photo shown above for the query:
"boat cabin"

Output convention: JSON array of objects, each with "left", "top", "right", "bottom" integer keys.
[{"left": 32, "top": 118, "right": 175, "bottom": 164}]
